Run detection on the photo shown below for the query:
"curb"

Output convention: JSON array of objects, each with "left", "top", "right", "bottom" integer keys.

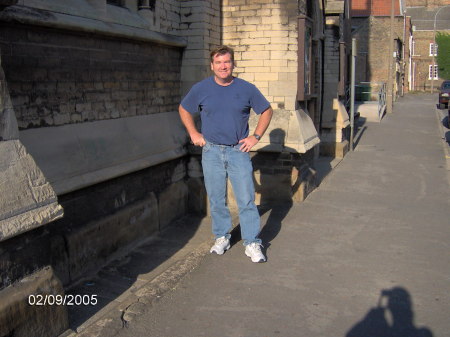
[
  {"left": 58, "top": 230, "right": 211, "bottom": 337},
  {"left": 434, "top": 107, "right": 450, "bottom": 172}
]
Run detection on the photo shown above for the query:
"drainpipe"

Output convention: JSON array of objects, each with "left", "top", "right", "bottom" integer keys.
[
  {"left": 350, "top": 38, "right": 356, "bottom": 151},
  {"left": 386, "top": 0, "right": 395, "bottom": 114},
  {"left": 402, "top": 7, "right": 406, "bottom": 96}
]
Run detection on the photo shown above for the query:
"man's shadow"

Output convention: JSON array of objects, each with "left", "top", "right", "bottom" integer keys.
[
  {"left": 236, "top": 129, "right": 303, "bottom": 257},
  {"left": 346, "top": 287, "right": 433, "bottom": 337}
]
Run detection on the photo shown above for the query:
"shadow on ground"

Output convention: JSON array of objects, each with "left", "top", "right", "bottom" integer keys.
[
  {"left": 65, "top": 214, "right": 205, "bottom": 331},
  {"left": 347, "top": 287, "right": 434, "bottom": 337}
]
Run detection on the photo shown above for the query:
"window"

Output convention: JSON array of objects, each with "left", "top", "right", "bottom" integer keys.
[
  {"left": 429, "top": 65, "right": 438, "bottom": 80},
  {"left": 297, "top": 16, "right": 313, "bottom": 100},
  {"left": 429, "top": 43, "right": 438, "bottom": 56}
]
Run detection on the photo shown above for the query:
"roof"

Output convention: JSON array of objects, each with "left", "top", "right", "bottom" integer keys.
[
  {"left": 406, "top": 6, "right": 450, "bottom": 31},
  {"left": 351, "top": 0, "right": 402, "bottom": 17}
]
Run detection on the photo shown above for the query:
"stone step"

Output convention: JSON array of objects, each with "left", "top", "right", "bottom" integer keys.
[{"left": 355, "top": 102, "right": 385, "bottom": 122}]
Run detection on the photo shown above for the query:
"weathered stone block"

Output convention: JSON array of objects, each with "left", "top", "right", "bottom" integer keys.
[
  {"left": 0, "top": 140, "right": 63, "bottom": 242},
  {"left": 0, "top": 266, "right": 69, "bottom": 337},
  {"left": 187, "top": 177, "right": 207, "bottom": 215},
  {"left": 319, "top": 139, "right": 349, "bottom": 159},
  {"left": 65, "top": 195, "right": 159, "bottom": 283},
  {"left": 158, "top": 181, "right": 188, "bottom": 230}
]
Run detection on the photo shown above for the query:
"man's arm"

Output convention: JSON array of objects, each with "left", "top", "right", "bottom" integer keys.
[
  {"left": 178, "top": 104, "right": 206, "bottom": 147},
  {"left": 239, "top": 106, "right": 273, "bottom": 152}
]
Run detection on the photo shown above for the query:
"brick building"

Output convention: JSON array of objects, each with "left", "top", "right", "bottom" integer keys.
[
  {"left": 351, "top": 0, "right": 411, "bottom": 99},
  {"left": 406, "top": 3, "right": 450, "bottom": 92},
  {"left": 0, "top": 1, "right": 348, "bottom": 335}
]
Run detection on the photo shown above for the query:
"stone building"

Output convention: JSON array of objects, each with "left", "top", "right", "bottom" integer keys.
[
  {"left": 0, "top": 1, "right": 346, "bottom": 335},
  {"left": 321, "top": 0, "right": 352, "bottom": 158},
  {"left": 406, "top": 3, "right": 450, "bottom": 92},
  {"left": 351, "top": 0, "right": 411, "bottom": 99}
]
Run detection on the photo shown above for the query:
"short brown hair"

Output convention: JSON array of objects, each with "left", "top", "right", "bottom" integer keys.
[{"left": 210, "top": 45, "right": 235, "bottom": 63}]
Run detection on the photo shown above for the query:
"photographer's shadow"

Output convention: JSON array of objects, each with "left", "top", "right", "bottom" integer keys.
[
  {"left": 251, "top": 129, "right": 304, "bottom": 256},
  {"left": 346, "top": 287, "right": 433, "bottom": 337}
]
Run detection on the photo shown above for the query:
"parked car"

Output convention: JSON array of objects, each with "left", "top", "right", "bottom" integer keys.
[{"left": 438, "top": 80, "right": 450, "bottom": 109}]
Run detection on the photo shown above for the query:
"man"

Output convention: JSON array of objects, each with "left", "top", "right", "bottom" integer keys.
[{"left": 179, "top": 45, "right": 273, "bottom": 263}]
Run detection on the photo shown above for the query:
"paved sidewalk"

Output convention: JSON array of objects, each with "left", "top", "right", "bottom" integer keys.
[{"left": 62, "top": 93, "right": 450, "bottom": 337}]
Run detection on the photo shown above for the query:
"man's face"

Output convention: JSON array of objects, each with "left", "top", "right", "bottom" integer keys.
[{"left": 210, "top": 52, "right": 234, "bottom": 82}]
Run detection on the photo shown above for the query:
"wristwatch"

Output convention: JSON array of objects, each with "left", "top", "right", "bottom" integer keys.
[{"left": 253, "top": 133, "right": 261, "bottom": 141}]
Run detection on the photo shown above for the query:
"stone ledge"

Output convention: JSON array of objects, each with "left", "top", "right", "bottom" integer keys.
[
  {"left": 0, "top": 5, "right": 187, "bottom": 47},
  {"left": 250, "top": 109, "right": 320, "bottom": 154},
  {"left": 20, "top": 112, "right": 188, "bottom": 195}
]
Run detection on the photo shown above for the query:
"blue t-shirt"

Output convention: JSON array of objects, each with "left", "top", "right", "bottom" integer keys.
[{"left": 180, "top": 76, "right": 270, "bottom": 145}]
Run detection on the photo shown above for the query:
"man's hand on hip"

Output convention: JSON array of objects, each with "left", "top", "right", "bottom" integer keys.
[
  {"left": 191, "top": 132, "right": 206, "bottom": 147},
  {"left": 239, "top": 135, "right": 259, "bottom": 152}
]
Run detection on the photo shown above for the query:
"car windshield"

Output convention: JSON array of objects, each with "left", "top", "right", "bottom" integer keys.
[{"left": 442, "top": 82, "right": 450, "bottom": 89}]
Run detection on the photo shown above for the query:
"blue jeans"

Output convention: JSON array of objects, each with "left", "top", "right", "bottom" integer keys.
[{"left": 201, "top": 141, "right": 261, "bottom": 246}]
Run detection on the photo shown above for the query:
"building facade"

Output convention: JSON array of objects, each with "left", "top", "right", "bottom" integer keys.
[
  {"left": 351, "top": 0, "right": 411, "bottom": 99},
  {"left": 0, "top": 1, "right": 350, "bottom": 335},
  {"left": 406, "top": 4, "right": 450, "bottom": 92}
]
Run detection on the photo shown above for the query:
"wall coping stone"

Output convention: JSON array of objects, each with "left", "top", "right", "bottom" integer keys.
[
  {"left": 0, "top": 5, "right": 187, "bottom": 47},
  {"left": 20, "top": 112, "right": 188, "bottom": 195}
]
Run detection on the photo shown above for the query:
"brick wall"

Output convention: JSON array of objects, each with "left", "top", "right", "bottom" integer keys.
[
  {"left": 0, "top": 23, "right": 182, "bottom": 129},
  {"left": 411, "top": 30, "right": 443, "bottom": 91},
  {"left": 353, "top": 17, "right": 405, "bottom": 84},
  {"left": 352, "top": 16, "right": 407, "bottom": 100}
]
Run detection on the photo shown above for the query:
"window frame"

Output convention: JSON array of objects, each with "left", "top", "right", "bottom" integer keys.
[
  {"left": 428, "top": 64, "right": 438, "bottom": 80},
  {"left": 429, "top": 43, "right": 438, "bottom": 57},
  {"left": 297, "top": 15, "right": 313, "bottom": 101}
]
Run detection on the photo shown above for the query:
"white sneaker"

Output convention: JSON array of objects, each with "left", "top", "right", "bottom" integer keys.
[
  {"left": 245, "top": 242, "right": 266, "bottom": 263},
  {"left": 210, "top": 236, "right": 230, "bottom": 255}
]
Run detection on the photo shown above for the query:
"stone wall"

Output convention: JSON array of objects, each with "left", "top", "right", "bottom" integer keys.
[
  {"left": 222, "top": 0, "right": 299, "bottom": 111},
  {"left": 0, "top": 3, "right": 192, "bottom": 336},
  {"left": 321, "top": 11, "right": 351, "bottom": 158},
  {"left": 220, "top": 0, "right": 320, "bottom": 204},
  {"left": 179, "top": 0, "right": 221, "bottom": 95},
  {"left": 0, "top": 23, "right": 182, "bottom": 129},
  {"left": 221, "top": 0, "right": 321, "bottom": 148},
  {"left": 0, "top": 157, "right": 191, "bottom": 289}
]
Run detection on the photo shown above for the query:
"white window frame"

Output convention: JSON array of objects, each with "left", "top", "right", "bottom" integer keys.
[
  {"left": 429, "top": 43, "right": 438, "bottom": 56},
  {"left": 429, "top": 64, "right": 438, "bottom": 80}
]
